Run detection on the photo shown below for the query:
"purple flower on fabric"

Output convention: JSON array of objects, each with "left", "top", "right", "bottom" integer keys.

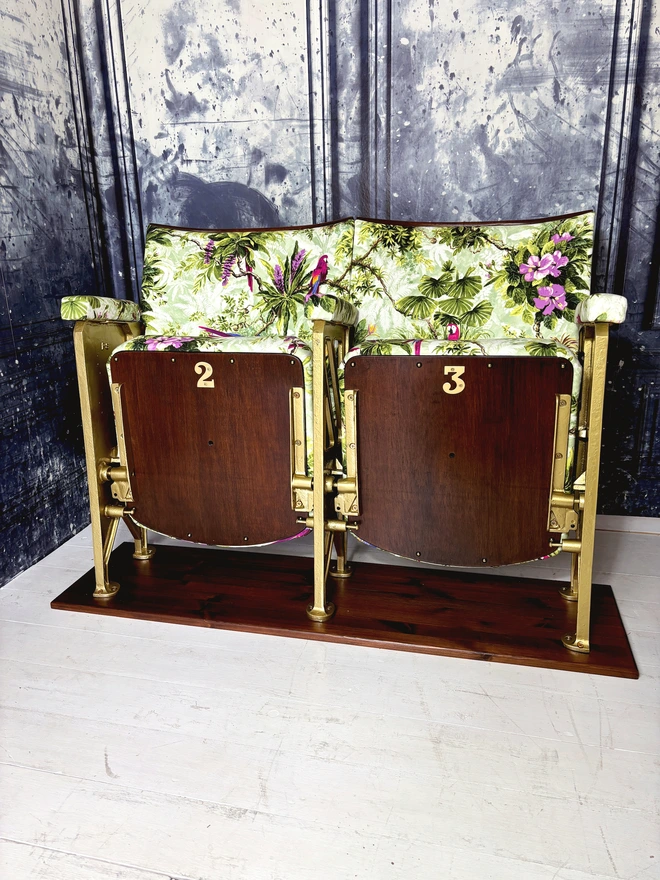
[
  {"left": 246, "top": 262, "right": 254, "bottom": 292},
  {"left": 291, "top": 249, "right": 306, "bottom": 276},
  {"left": 546, "top": 250, "right": 569, "bottom": 277},
  {"left": 285, "top": 335, "right": 302, "bottom": 354},
  {"left": 273, "top": 264, "right": 285, "bottom": 293},
  {"left": 221, "top": 256, "right": 236, "bottom": 286},
  {"left": 519, "top": 253, "right": 555, "bottom": 282},
  {"left": 533, "top": 284, "right": 567, "bottom": 316},
  {"left": 204, "top": 240, "right": 215, "bottom": 265},
  {"left": 145, "top": 336, "right": 194, "bottom": 350},
  {"left": 551, "top": 232, "right": 574, "bottom": 244}
]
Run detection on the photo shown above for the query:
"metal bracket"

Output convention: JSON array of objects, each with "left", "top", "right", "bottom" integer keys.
[
  {"left": 562, "top": 633, "right": 590, "bottom": 653},
  {"left": 548, "top": 491, "right": 579, "bottom": 533},
  {"left": 334, "top": 389, "right": 359, "bottom": 518},
  {"left": 297, "top": 516, "right": 358, "bottom": 533},
  {"left": 548, "top": 393, "right": 577, "bottom": 533},
  {"left": 99, "top": 459, "right": 133, "bottom": 503},
  {"left": 290, "top": 387, "right": 313, "bottom": 513},
  {"left": 109, "top": 382, "right": 134, "bottom": 502}
]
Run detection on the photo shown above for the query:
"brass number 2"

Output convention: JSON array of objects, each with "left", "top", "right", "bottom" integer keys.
[
  {"left": 195, "top": 361, "right": 215, "bottom": 388},
  {"left": 443, "top": 365, "right": 465, "bottom": 395}
]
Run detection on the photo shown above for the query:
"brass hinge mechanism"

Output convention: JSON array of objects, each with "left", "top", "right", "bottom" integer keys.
[
  {"left": 297, "top": 516, "right": 359, "bottom": 532},
  {"left": 106, "top": 383, "right": 134, "bottom": 503},
  {"left": 99, "top": 458, "right": 133, "bottom": 504},
  {"left": 548, "top": 491, "right": 579, "bottom": 533},
  {"left": 334, "top": 390, "right": 360, "bottom": 518},
  {"left": 548, "top": 393, "right": 578, "bottom": 533},
  {"left": 290, "top": 387, "right": 313, "bottom": 513}
]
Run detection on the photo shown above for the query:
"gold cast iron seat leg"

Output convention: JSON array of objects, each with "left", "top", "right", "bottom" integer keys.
[
  {"left": 562, "top": 323, "right": 609, "bottom": 653},
  {"left": 331, "top": 530, "right": 353, "bottom": 579},
  {"left": 125, "top": 517, "right": 156, "bottom": 561},
  {"left": 307, "top": 320, "right": 336, "bottom": 622},
  {"left": 73, "top": 320, "right": 141, "bottom": 599}
]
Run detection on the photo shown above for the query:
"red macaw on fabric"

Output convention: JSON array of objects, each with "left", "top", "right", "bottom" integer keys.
[
  {"left": 447, "top": 322, "right": 461, "bottom": 341},
  {"left": 306, "top": 255, "right": 328, "bottom": 301}
]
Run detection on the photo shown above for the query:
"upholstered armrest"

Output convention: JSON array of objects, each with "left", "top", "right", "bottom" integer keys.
[
  {"left": 309, "top": 294, "right": 359, "bottom": 327},
  {"left": 61, "top": 295, "right": 142, "bottom": 323},
  {"left": 576, "top": 293, "right": 627, "bottom": 325}
]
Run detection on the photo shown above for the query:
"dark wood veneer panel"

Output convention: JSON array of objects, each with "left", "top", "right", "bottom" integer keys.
[
  {"left": 345, "top": 356, "right": 574, "bottom": 566},
  {"left": 111, "top": 351, "right": 303, "bottom": 545},
  {"left": 51, "top": 543, "right": 639, "bottom": 679}
]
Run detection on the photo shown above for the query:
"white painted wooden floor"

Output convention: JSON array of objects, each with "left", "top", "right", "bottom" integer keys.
[{"left": 1, "top": 518, "right": 659, "bottom": 880}]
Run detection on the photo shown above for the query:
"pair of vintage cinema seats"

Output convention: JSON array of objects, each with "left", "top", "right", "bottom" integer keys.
[{"left": 62, "top": 212, "right": 627, "bottom": 652}]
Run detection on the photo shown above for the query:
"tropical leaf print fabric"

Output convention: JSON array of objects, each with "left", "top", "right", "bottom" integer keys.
[
  {"left": 576, "top": 293, "right": 627, "bottom": 324},
  {"left": 140, "top": 219, "right": 355, "bottom": 340},
  {"left": 348, "top": 213, "right": 594, "bottom": 347},
  {"left": 61, "top": 295, "right": 141, "bottom": 323}
]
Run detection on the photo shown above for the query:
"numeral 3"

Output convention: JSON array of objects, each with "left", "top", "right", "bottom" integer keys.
[{"left": 443, "top": 365, "right": 465, "bottom": 394}]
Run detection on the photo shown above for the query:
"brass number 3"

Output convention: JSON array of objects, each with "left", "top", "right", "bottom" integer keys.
[
  {"left": 195, "top": 361, "right": 215, "bottom": 388},
  {"left": 443, "top": 365, "right": 465, "bottom": 395}
]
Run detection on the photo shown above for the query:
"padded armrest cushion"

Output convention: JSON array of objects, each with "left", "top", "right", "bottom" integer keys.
[
  {"left": 61, "top": 295, "right": 141, "bottom": 323},
  {"left": 576, "top": 293, "right": 627, "bottom": 324},
  {"left": 309, "top": 293, "right": 359, "bottom": 327}
]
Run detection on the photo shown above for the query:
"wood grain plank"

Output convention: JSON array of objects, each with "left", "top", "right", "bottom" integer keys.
[
  {"left": 0, "top": 840, "right": 178, "bottom": 880},
  {"left": 2, "top": 649, "right": 656, "bottom": 754},
  {"left": 50, "top": 543, "right": 638, "bottom": 677},
  {"left": 1, "top": 762, "right": 657, "bottom": 879},
  {"left": 2, "top": 703, "right": 659, "bottom": 814}
]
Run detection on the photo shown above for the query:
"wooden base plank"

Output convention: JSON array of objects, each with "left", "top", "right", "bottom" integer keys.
[{"left": 51, "top": 543, "right": 638, "bottom": 678}]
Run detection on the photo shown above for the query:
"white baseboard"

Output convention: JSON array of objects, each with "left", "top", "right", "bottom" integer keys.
[{"left": 596, "top": 514, "right": 660, "bottom": 535}]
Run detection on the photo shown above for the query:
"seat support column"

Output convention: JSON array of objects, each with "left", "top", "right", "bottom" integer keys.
[
  {"left": 72, "top": 320, "right": 141, "bottom": 598},
  {"left": 562, "top": 323, "right": 610, "bottom": 653},
  {"left": 307, "top": 320, "right": 335, "bottom": 622}
]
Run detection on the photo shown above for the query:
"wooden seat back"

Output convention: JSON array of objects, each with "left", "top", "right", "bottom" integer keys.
[
  {"left": 111, "top": 351, "right": 304, "bottom": 546},
  {"left": 345, "top": 355, "right": 574, "bottom": 566}
]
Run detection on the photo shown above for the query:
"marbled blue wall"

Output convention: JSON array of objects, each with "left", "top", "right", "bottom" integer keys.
[{"left": 0, "top": 1, "right": 99, "bottom": 584}]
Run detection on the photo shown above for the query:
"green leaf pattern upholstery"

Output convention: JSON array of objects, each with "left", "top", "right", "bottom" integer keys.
[
  {"left": 347, "top": 213, "right": 595, "bottom": 347},
  {"left": 139, "top": 220, "right": 356, "bottom": 340},
  {"left": 576, "top": 293, "right": 628, "bottom": 324},
  {"left": 61, "top": 295, "right": 141, "bottom": 323}
]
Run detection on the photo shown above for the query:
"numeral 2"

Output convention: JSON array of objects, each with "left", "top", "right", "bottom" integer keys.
[{"left": 195, "top": 361, "right": 214, "bottom": 388}]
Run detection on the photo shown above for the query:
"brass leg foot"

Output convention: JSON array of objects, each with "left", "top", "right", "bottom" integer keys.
[
  {"left": 563, "top": 633, "right": 590, "bottom": 653},
  {"left": 126, "top": 521, "right": 156, "bottom": 560},
  {"left": 94, "top": 581, "right": 120, "bottom": 599},
  {"left": 559, "top": 584, "right": 578, "bottom": 602},
  {"left": 331, "top": 530, "right": 353, "bottom": 578},
  {"left": 306, "top": 601, "right": 336, "bottom": 623}
]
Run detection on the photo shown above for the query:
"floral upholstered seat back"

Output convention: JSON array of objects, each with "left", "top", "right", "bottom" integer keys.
[
  {"left": 140, "top": 219, "right": 355, "bottom": 340},
  {"left": 349, "top": 212, "right": 594, "bottom": 353}
]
